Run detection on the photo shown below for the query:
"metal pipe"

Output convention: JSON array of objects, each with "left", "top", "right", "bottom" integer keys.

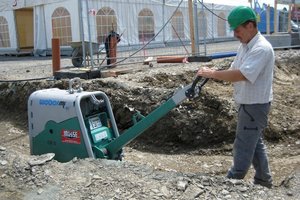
[
  {"left": 85, "top": 0, "right": 94, "bottom": 68},
  {"left": 78, "top": 0, "right": 86, "bottom": 66},
  {"left": 274, "top": 0, "right": 278, "bottom": 33},
  {"left": 211, "top": 3, "right": 214, "bottom": 41},
  {"left": 193, "top": 0, "right": 200, "bottom": 56},
  {"left": 202, "top": 0, "right": 207, "bottom": 56},
  {"left": 209, "top": 52, "right": 237, "bottom": 59},
  {"left": 163, "top": 0, "right": 166, "bottom": 43},
  {"left": 188, "top": 0, "right": 196, "bottom": 55},
  {"left": 267, "top": 4, "right": 270, "bottom": 34},
  {"left": 52, "top": 38, "right": 60, "bottom": 75},
  {"left": 288, "top": 4, "right": 292, "bottom": 32}
]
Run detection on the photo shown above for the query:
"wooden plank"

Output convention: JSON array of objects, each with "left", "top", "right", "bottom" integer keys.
[{"left": 101, "top": 66, "right": 148, "bottom": 78}]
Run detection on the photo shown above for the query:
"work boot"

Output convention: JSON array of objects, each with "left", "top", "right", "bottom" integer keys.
[{"left": 253, "top": 178, "right": 273, "bottom": 189}]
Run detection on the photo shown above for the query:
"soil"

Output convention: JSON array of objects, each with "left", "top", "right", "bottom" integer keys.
[{"left": 0, "top": 49, "right": 299, "bottom": 199}]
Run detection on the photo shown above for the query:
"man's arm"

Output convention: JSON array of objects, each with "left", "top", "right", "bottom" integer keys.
[{"left": 197, "top": 67, "right": 247, "bottom": 82}]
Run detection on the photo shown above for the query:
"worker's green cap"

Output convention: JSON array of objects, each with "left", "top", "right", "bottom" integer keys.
[{"left": 227, "top": 6, "right": 257, "bottom": 30}]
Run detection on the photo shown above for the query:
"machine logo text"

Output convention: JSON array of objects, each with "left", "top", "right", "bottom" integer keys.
[
  {"left": 39, "top": 99, "right": 66, "bottom": 108},
  {"left": 61, "top": 130, "right": 81, "bottom": 144}
]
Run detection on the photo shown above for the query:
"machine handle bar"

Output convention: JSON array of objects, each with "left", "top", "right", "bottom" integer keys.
[{"left": 185, "top": 76, "right": 209, "bottom": 99}]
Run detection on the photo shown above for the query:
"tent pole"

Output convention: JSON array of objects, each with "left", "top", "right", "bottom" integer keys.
[
  {"left": 43, "top": 6, "right": 48, "bottom": 53},
  {"left": 13, "top": 10, "right": 20, "bottom": 51}
]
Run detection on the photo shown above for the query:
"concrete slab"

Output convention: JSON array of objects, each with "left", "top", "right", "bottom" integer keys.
[
  {"left": 264, "top": 34, "right": 291, "bottom": 48},
  {"left": 54, "top": 65, "right": 150, "bottom": 79},
  {"left": 54, "top": 67, "right": 101, "bottom": 80},
  {"left": 291, "top": 32, "right": 300, "bottom": 46}
]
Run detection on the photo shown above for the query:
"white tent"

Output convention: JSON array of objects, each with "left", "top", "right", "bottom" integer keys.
[{"left": 0, "top": 0, "right": 235, "bottom": 56}]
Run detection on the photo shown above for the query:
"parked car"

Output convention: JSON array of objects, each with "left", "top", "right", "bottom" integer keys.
[{"left": 291, "top": 20, "right": 299, "bottom": 32}]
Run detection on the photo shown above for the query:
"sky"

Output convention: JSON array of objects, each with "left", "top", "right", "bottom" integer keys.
[{"left": 203, "top": 0, "right": 288, "bottom": 9}]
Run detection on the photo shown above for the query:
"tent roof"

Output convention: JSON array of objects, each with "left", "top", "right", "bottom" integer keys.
[{"left": 0, "top": 0, "right": 65, "bottom": 11}]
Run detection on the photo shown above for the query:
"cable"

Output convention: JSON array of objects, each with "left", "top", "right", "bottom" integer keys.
[{"left": 197, "top": 0, "right": 227, "bottom": 21}]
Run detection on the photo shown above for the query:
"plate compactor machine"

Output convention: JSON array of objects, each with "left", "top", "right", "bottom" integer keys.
[{"left": 28, "top": 77, "right": 208, "bottom": 162}]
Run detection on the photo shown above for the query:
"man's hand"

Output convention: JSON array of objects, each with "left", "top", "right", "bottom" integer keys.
[{"left": 197, "top": 67, "right": 216, "bottom": 79}]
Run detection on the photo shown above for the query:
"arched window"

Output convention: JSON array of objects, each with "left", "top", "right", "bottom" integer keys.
[
  {"left": 96, "top": 7, "right": 117, "bottom": 44},
  {"left": 0, "top": 16, "right": 11, "bottom": 47},
  {"left": 51, "top": 7, "right": 72, "bottom": 46},
  {"left": 217, "top": 12, "right": 226, "bottom": 37},
  {"left": 138, "top": 8, "right": 155, "bottom": 42},
  {"left": 198, "top": 11, "right": 207, "bottom": 38},
  {"left": 171, "top": 11, "right": 185, "bottom": 40}
]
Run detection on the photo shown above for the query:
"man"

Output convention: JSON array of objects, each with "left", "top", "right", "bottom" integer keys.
[
  {"left": 197, "top": 6, "right": 274, "bottom": 188},
  {"left": 104, "top": 30, "right": 121, "bottom": 66}
]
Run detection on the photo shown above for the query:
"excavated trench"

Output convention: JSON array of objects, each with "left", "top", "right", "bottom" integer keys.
[
  {"left": 0, "top": 53, "right": 299, "bottom": 154},
  {"left": 0, "top": 73, "right": 235, "bottom": 150}
]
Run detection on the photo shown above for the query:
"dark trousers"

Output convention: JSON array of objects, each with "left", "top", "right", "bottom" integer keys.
[{"left": 227, "top": 103, "right": 272, "bottom": 187}]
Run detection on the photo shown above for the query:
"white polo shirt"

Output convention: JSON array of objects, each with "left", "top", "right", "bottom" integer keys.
[{"left": 230, "top": 32, "right": 274, "bottom": 104}]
